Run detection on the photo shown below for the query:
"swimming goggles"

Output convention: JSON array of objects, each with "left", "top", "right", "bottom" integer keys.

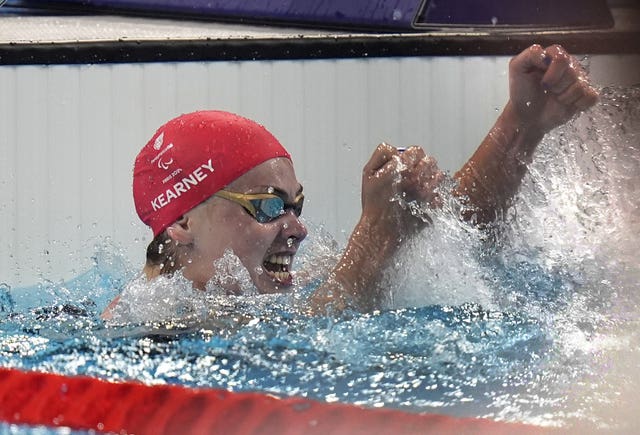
[{"left": 214, "top": 190, "right": 304, "bottom": 223}]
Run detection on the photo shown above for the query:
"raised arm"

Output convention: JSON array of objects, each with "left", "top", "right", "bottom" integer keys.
[
  {"left": 309, "top": 143, "right": 443, "bottom": 313},
  {"left": 454, "top": 44, "right": 599, "bottom": 225}
]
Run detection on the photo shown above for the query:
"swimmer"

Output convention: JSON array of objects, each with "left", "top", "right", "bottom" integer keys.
[{"left": 102, "top": 44, "right": 597, "bottom": 319}]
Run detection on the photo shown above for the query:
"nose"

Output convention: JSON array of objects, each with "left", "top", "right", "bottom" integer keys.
[{"left": 280, "top": 211, "right": 307, "bottom": 244}]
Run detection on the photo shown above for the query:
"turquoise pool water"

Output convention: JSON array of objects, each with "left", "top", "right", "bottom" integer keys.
[{"left": 1, "top": 86, "right": 639, "bottom": 433}]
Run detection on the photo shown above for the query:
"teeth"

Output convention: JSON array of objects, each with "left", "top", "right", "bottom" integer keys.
[
  {"left": 272, "top": 271, "right": 291, "bottom": 282},
  {"left": 268, "top": 255, "right": 292, "bottom": 265},
  {"left": 264, "top": 255, "right": 294, "bottom": 284}
]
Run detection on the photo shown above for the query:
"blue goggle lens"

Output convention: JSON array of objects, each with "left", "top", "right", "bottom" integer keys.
[{"left": 250, "top": 195, "right": 303, "bottom": 223}]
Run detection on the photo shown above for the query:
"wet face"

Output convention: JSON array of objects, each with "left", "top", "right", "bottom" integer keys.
[{"left": 177, "top": 158, "right": 307, "bottom": 294}]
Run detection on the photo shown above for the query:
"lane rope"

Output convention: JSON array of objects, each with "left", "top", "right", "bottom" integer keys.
[{"left": 0, "top": 368, "right": 551, "bottom": 434}]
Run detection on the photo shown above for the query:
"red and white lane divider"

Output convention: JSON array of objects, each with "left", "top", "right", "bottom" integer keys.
[{"left": 0, "top": 368, "right": 552, "bottom": 434}]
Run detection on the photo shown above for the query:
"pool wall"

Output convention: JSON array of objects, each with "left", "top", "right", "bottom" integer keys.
[{"left": 0, "top": 9, "right": 639, "bottom": 288}]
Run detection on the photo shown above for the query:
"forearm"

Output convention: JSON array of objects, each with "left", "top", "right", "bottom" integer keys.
[
  {"left": 454, "top": 101, "right": 545, "bottom": 224},
  {"left": 309, "top": 216, "right": 401, "bottom": 314}
]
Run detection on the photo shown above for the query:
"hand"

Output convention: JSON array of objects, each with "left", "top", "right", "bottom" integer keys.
[
  {"left": 310, "top": 143, "right": 444, "bottom": 313},
  {"left": 509, "top": 44, "right": 598, "bottom": 133},
  {"left": 360, "top": 143, "right": 444, "bottom": 240}
]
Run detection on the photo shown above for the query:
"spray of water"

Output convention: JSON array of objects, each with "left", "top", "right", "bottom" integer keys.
[
  {"left": 511, "top": 86, "right": 640, "bottom": 430},
  {"left": 456, "top": 85, "right": 639, "bottom": 430},
  {"left": 384, "top": 181, "right": 496, "bottom": 309}
]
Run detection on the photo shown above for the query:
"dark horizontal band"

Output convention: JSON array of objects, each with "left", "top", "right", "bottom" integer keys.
[{"left": 1, "top": 30, "right": 638, "bottom": 65}]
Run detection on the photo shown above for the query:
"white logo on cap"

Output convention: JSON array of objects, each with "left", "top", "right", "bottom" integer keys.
[
  {"left": 158, "top": 158, "right": 174, "bottom": 170},
  {"left": 151, "top": 142, "right": 175, "bottom": 171},
  {"left": 153, "top": 132, "right": 164, "bottom": 150}
]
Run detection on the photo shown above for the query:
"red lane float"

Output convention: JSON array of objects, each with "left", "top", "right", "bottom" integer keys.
[{"left": 0, "top": 368, "right": 552, "bottom": 434}]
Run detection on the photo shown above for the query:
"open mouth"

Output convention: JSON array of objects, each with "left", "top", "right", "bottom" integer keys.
[{"left": 263, "top": 254, "right": 293, "bottom": 285}]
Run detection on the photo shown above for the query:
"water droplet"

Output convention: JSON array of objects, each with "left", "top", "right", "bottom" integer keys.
[{"left": 526, "top": 101, "right": 532, "bottom": 107}]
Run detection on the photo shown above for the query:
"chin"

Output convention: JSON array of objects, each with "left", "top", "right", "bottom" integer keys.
[{"left": 255, "top": 276, "right": 294, "bottom": 294}]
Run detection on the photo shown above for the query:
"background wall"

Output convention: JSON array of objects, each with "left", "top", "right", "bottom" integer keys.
[{"left": 1, "top": 54, "right": 638, "bottom": 287}]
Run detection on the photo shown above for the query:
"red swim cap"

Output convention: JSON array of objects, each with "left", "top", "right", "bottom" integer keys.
[{"left": 133, "top": 111, "right": 291, "bottom": 236}]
